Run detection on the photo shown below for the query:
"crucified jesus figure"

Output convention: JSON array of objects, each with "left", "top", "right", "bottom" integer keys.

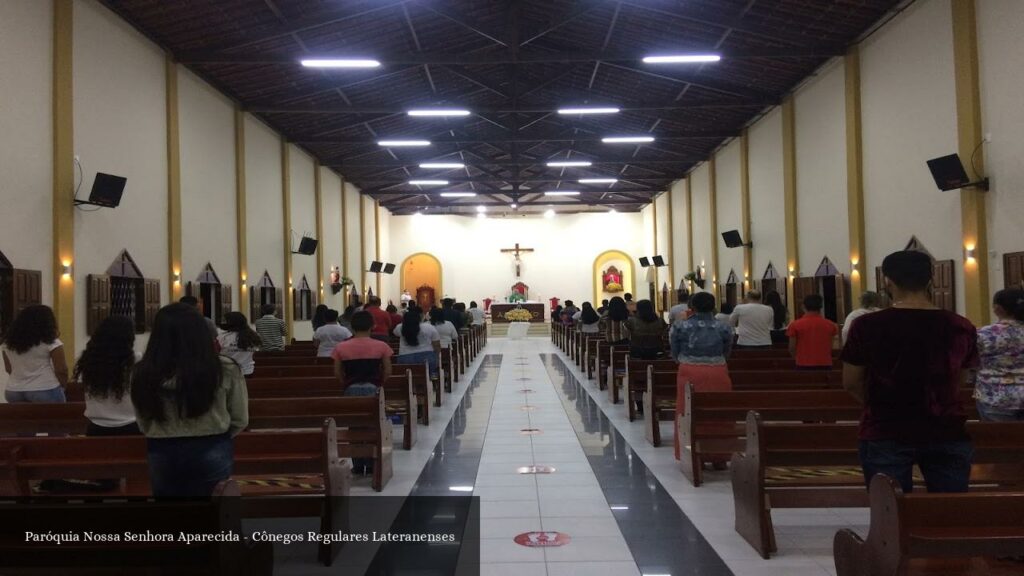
[{"left": 500, "top": 243, "right": 535, "bottom": 278}]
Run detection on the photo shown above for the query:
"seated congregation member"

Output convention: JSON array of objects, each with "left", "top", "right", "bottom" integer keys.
[
  {"left": 179, "top": 295, "right": 219, "bottom": 340},
  {"left": 364, "top": 297, "right": 392, "bottom": 342},
  {"left": 428, "top": 307, "right": 460, "bottom": 349},
  {"left": 339, "top": 305, "right": 357, "bottom": 330},
  {"left": 765, "top": 290, "right": 789, "bottom": 344},
  {"left": 454, "top": 302, "right": 472, "bottom": 330},
  {"left": 597, "top": 299, "right": 610, "bottom": 316},
  {"left": 386, "top": 304, "right": 403, "bottom": 330},
  {"left": 393, "top": 307, "right": 441, "bottom": 375},
  {"left": 468, "top": 301, "right": 486, "bottom": 326},
  {"left": 603, "top": 296, "right": 630, "bottom": 345},
  {"left": 310, "top": 304, "right": 330, "bottom": 332},
  {"left": 1, "top": 304, "right": 68, "bottom": 403},
  {"left": 255, "top": 303, "right": 287, "bottom": 351},
  {"left": 627, "top": 300, "right": 667, "bottom": 359},
  {"left": 75, "top": 315, "right": 139, "bottom": 435},
  {"left": 313, "top": 309, "right": 352, "bottom": 358},
  {"left": 973, "top": 288, "right": 1024, "bottom": 421},
  {"left": 729, "top": 290, "right": 774, "bottom": 348},
  {"left": 842, "top": 291, "right": 882, "bottom": 344},
  {"left": 132, "top": 303, "right": 249, "bottom": 498},
  {"left": 551, "top": 305, "right": 563, "bottom": 326},
  {"left": 787, "top": 295, "right": 838, "bottom": 369},
  {"left": 218, "top": 312, "right": 261, "bottom": 376},
  {"left": 842, "top": 250, "right": 977, "bottom": 493},
  {"left": 670, "top": 292, "right": 734, "bottom": 462},
  {"left": 442, "top": 299, "right": 464, "bottom": 330},
  {"left": 561, "top": 300, "right": 579, "bottom": 326},
  {"left": 624, "top": 293, "right": 637, "bottom": 315},
  {"left": 715, "top": 302, "right": 734, "bottom": 324},
  {"left": 573, "top": 302, "right": 602, "bottom": 334}
]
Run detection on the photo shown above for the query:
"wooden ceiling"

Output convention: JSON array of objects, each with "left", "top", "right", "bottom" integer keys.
[{"left": 102, "top": 0, "right": 901, "bottom": 215}]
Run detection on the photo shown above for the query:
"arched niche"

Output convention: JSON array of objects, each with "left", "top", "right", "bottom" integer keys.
[
  {"left": 592, "top": 250, "right": 636, "bottom": 306},
  {"left": 873, "top": 236, "right": 956, "bottom": 312},
  {"left": 401, "top": 253, "right": 442, "bottom": 310},
  {"left": 86, "top": 250, "right": 159, "bottom": 335},
  {"left": 185, "top": 263, "right": 232, "bottom": 325},
  {"left": 293, "top": 275, "right": 317, "bottom": 321},
  {"left": 760, "top": 261, "right": 787, "bottom": 306},
  {"left": 249, "top": 271, "right": 283, "bottom": 320}
]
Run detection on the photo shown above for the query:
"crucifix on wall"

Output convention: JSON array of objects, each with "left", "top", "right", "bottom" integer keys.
[{"left": 500, "top": 242, "right": 535, "bottom": 278}]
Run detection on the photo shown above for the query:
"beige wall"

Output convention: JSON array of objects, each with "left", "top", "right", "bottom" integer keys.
[
  {"left": 342, "top": 182, "right": 363, "bottom": 293},
  {"left": 668, "top": 180, "right": 689, "bottom": 278},
  {"left": 654, "top": 192, "right": 672, "bottom": 291},
  {"left": 288, "top": 146, "right": 317, "bottom": 341},
  {"left": 747, "top": 108, "right": 786, "bottom": 281},
  {"left": 244, "top": 115, "right": 284, "bottom": 296},
  {"left": 319, "top": 168, "right": 345, "bottom": 310},
  {"left": 715, "top": 140, "right": 744, "bottom": 283},
  {"left": 689, "top": 163, "right": 713, "bottom": 284}
]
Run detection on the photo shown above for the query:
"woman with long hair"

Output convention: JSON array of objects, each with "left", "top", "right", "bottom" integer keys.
[
  {"left": 132, "top": 303, "right": 249, "bottom": 498},
  {"left": 574, "top": 302, "right": 602, "bottom": 334},
  {"left": 310, "top": 304, "right": 330, "bottom": 332},
  {"left": 339, "top": 305, "right": 357, "bottom": 330},
  {"left": 217, "top": 311, "right": 262, "bottom": 374},
  {"left": 392, "top": 306, "right": 441, "bottom": 375},
  {"left": 429, "top": 307, "right": 459, "bottom": 349},
  {"left": 1, "top": 305, "right": 67, "bottom": 403},
  {"left": 764, "top": 290, "right": 789, "bottom": 344},
  {"left": 974, "top": 288, "right": 1024, "bottom": 421},
  {"left": 670, "top": 292, "right": 734, "bottom": 462},
  {"left": 627, "top": 299, "right": 668, "bottom": 359},
  {"left": 74, "top": 315, "right": 139, "bottom": 435},
  {"left": 603, "top": 296, "right": 630, "bottom": 345}
]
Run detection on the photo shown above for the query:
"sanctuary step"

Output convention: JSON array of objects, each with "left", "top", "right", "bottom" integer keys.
[{"left": 489, "top": 322, "right": 550, "bottom": 337}]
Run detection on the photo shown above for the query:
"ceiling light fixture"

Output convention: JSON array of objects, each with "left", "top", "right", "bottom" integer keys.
[
  {"left": 408, "top": 109, "right": 471, "bottom": 117},
  {"left": 602, "top": 136, "right": 655, "bottom": 143},
  {"left": 300, "top": 58, "right": 381, "bottom": 68},
  {"left": 419, "top": 162, "right": 465, "bottom": 169},
  {"left": 557, "top": 106, "right": 620, "bottom": 115},
  {"left": 544, "top": 209, "right": 556, "bottom": 218},
  {"left": 476, "top": 205, "right": 487, "bottom": 213},
  {"left": 439, "top": 192, "right": 476, "bottom": 198},
  {"left": 408, "top": 180, "right": 448, "bottom": 186},
  {"left": 579, "top": 178, "right": 618, "bottom": 184},
  {"left": 378, "top": 140, "right": 430, "bottom": 147},
  {"left": 510, "top": 203, "right": 518, "bottom": 209},
  {"left": 642, "top": 54, "right": 721, "bottom": 64},
  {"left": 544, "top": 191, "right": 580, "bottom": 196},
  {"left": 546, "top": 160, "right": 592, "bottom": 167}
]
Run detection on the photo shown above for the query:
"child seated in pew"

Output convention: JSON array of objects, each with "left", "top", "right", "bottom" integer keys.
[
  {"left": 1, "top": 305, "right": 68, "bottom": 403},
  {"left": 74, "top": 315, "right": 140, "bottom": 435},
  {"left": 312, "top": 309, "right": 352, "bottom": 358},
  {"left": 218, "top": 312, "right": 262, "bottom": 375}
]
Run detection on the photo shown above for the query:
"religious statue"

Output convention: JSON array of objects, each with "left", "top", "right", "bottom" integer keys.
[
  {"left": 482, "top": 297, "right": 493, "bottom": 311},
  {"left": 329, "top": 266, "right": 342, "bottom": 294},
  {"left": 500, "top": 243, "right": 534, "bottom": 278},
  {"left": 602, "top": 266, "right": 624, "bottom": 292}
]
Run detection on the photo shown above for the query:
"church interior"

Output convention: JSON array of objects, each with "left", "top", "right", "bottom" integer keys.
[{"left": 1, "top": 0, "right": 1024, "bottom": 574}]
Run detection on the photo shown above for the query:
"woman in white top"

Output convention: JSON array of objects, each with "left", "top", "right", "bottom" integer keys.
[
  {"left": 428, "top": 307, "right": 460, "bottom": 348},
  {"left": 73, "top": 315, "right": 139, "bottom": 435},
  {"left": 392, "top": 307, "right": 442, "bottom": 375},
  {"left": 217, "top": 312, "right": 261, "bottom": 376},
  {"left": 313, "top": 309, "right": 353, "bottom": 357},
  {"left": 841, "top": 291, "right": 882, "bottom": 344},
  {"left": 573, "top": 302, "right": 602, "bottom": 334},
  {"left": 1, "top": 305, "right": 68, "bottom": 403}
]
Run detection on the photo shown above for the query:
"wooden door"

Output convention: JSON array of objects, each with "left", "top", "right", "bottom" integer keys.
[
  {"left": 134, "top": 278, "right": 160, "bottom": 333},
  {"left": 274, "top": 288, "right": 284, "bottom": 319},
  {"left": 792, "top": 277, "right": 817, "bottom": 320},
  {"left": 874, "top": 267, "right": 892, "bottom": 308},
  {"left": 86, "top": 274, "right": 112, "bottom": 336},
  {"left": 1004, "top": 252, "right": 1024, "bottom": 289},
  {"left": 249, "top": 285, "right": 259, "bottom": 321},
  {"left": 931, "top": 260, "right": 955, "bottom": 311},
  {"left": 221, "top": 284, "right": 232, "bottom": 324},
  {"left": 834, "top": 274, "right": 849, "bottom": 322},
  {"left": 11, "top": 269, "right": 41, "bottom": 317}
]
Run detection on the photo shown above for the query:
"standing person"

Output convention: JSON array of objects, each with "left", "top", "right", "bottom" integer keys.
[
  {"left": 842, "top": 292, "right": 882, "bottom": 344},
  {"left": 624, "top": 293, "right": 637, "bottom": 315},
  {"left": 339, "top": 305, "right": 357, "bottom": 331},
  {"left": 429, "top": 307, "right": 460, "bottom": 349},
  {"left": 131, "top": 303, "right": 249, "bottom": 498},
  {"left": 363, "top": 297, "right": 392, "bottom": 342},
  {"left": 603, "top": 297, "right": 630, "bottom": 345},
  {"left": 454, "top": 302, "right": 472, "bottom": 330},
  {"left": 218, "top": 312, "right": 261, "bottom": 376},
  {"left": 1, "top": 305, "right": 67, "bottom": 403},
  {"left": 669, "top": 290, "right": 690, "bottom": 322},
  {"left": 670, "top": 292, "right": 734, "bottom": 461},
  {"left": 627, "top": 300, "right": 668, "bottom": 359},
  {"left": 442, "top": 299, "right": 464, "bottom": 331},
  {"left": 179, "top": 296, "right": 219, "bottom": 340},
  {"left": 973, "top": 288, "right": 1024, "bottom": 421},
  {"left": 715, "top": 302, "right": 734, "bottom": 324},
  {"left": 729, "top": 290, "right": 774, "bottom": 349},
  {"left": 764, "top": 290, "right": 789, "bottom": 344},
  {"left": 597, "top": 299, "right": 610, "bottom": 316},
  {"left": 468, "top": 302, "right": 486, "bottom": 326},
  {"left": 561, "top": 300, "right": 579, "bottom": 326},
  {"left": 312, "top": 309, "right": 352, "bottom": 358},
  {"left": 551, "top": 305, "right": 563, "bottom": 326},
  {"left": 386, "top": 304, "right": 404, "bottom": 330},
  {"left": 75, "top": 315, "right": 139, "bottom": 435},
  {"left": 574, "top": 302, "right": 602, "bottom": 334},
  {"left": 311, "top": 304, "right": 330, "bottom": 332},
  {"left": 393, "top": 307, "right": 442, "bottom": 374},
  {"left": 787, "top": 295, "right": 839, "bottom": 369},
  {"left": 842, "top": 250, "right": 978, "bottom": 493},
  {"left": 255, "top": 303, "right": 287, "bottom": 351}
]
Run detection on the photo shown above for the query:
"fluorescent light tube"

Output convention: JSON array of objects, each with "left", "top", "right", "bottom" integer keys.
[
  {"left": 579, "top": 178, "right": 618, "bottom": 184},
  {"left": 642, "top": 54, "right": 721, "bottom": 64},
  {"left": 439, "top": 192, "right": 477, "bottom": 197},
  {"left": 300, "top": 58, "right": 381, "bottom": 68},
  {"left": 378, "top": 140, "right": 430, "bottom": 147},
  {"left": 602, "top": 136, "right": 655, "bottom": 143},
  {"left": 408, "top": 109, "right": 471, "bottom": 117},
  {"left": 557, "top": 107, "right": 620, "bottom": 115},
  {"left": 419, "top": 162, "right": 465, "bottom": 169},
  {"left": 547, "top": 161, "right": 592, "bottom": 167},
  {"left": 544, "top": 191, "right": 580, "bottom": 196},
  {"left": 408, "top": 180, "right": 448, "bottom": 186}
]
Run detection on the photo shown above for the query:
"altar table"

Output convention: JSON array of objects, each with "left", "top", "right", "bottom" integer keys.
[{"left": 490, "top": 303, "right": 545, "bottom": 324}]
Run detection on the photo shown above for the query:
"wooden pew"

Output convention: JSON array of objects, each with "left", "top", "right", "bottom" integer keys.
[
  {"left": 834, "top": 474, "right": 1024, "bottom": 576},
  {"left": 252, "top": 355, "right": 333, "bottom": 367},
  {"left": 605, "top": 348, "right": 630, "bottom": 404},
  {"left": 440, "top": 347, "right": 456, "bottom": 390},
  {"left": 393, "top": 360, "right": 440, "bottom": 415},
  {"left": 642, "top": 367, "right": 679, "bottom": 447},
  {"left": 731, "top": 413, "right": 1024, "bottom": 559},
  {"left": 624, "top": 358, "right": 677, "bottom": 420},
  {"left": 0, "top": 420, "right": 350, "bottom": 565},
  {"left": 728, "top": 356, "right": 841, "bottom": 371},
  {"left": 0, "top": 479, "right": 273, "bottom": 575},
  {"left": 729, "top": 369, "right": 842, "bottom": 390},
  {"left": 382, "top": 371, "right": 418, "bottom": 450},
  {"left": 589, "top": 339, "right": 609, "bottom": 388}
]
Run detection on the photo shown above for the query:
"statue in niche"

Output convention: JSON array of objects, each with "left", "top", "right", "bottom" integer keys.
[{"left": 602, "top": 266, "right": 624, "bottom": 292}]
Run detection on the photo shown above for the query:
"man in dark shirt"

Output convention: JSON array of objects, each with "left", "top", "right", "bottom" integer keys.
[
  {"left": 842, "top": 250, "right": 978, "bottom": 493},
  {"left": 442, "top": 298, "right": 464, "bottom": 330}
]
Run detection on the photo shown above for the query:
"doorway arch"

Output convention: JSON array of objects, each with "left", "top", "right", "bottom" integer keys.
[
  {"left": 593, "top": 250, "right": 636, "bottom": 306},
  {"left": 401, "top": 252, "right": 443, "bottom": 310}
]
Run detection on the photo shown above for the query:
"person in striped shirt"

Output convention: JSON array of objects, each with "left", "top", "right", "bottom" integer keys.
[{"left": 254, "top": 304, "right": 287, "bottom": 351}]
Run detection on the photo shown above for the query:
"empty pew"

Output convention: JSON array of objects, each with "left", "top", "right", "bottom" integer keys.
[
  {"left": 0, "top": 479, "right": 273, "bottom": 575},
  {"left": 642, "top": 368, "right": 679, "bottom": 447},
  {"left": 624, "top": 358, "right": 677, "bottom": 420},
  {"left": 605, "top": 348, "right": 630, "bottom": 404},
  {"left": 833, "top": 474, "right": 1024, "bottom": 576},
  {"left": 441, "top": 346, "right": 457, "bottom": 390},
  {"left": 393, "top": 360, "right": 438, "bottom": 419},
  {"left": 731, "top": 413, "right": 1024, "bottom": 559}
]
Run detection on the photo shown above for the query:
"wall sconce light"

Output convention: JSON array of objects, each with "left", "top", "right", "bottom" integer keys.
[
  {"left": 965, "top": 246, "right": 977, "bottom": 263},
  {"left": 173, "top": 271, "right": 181, "bottom": 285},
  {"left": 241, "top": 284, "right": 247, "bottom": 291},
  {"left": 851, "top": 257, "right": 859, "bottom": 267},
  {"left": 61, "top": 262, "right": 72, "bottom": 279}
]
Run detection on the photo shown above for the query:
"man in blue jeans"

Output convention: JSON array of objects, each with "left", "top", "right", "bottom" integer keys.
[{"left": 842, "top": 250, "right": 979, "bottom": 493}]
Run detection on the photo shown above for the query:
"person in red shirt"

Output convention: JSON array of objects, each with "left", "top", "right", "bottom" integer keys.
[
  {"left": 385, "top": 304, "right": 403, "bottom": 330},
  {"left": 842, "top": 250, "right": 978, "bottom": 494},
  {"left": 363, "top": 296, "right": 392, "bottom": 342},
  {"left": 786, "top": 294, "right": 838, "bottom": 369}
]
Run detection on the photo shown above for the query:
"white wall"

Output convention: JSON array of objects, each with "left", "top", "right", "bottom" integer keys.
[
  {"left": 73, "top": 0, "right": 168, "bottom": 356},
  {"left": 179, "top": 68, "right": 236, "bottom": 291},
  {"left": 288, "top": 146, "right": 317, "bottom": 341},
  {"left": 795, "top": 59, "right": 849, "bottom": 276},
  {"left": 244, "top": 115, "right": 284, "bottom": 295},
  {"left": 716, "top": 140, "right": 744, "bottom": 282},
  {"left": 978, "top": 0, "right": 1024, "bottom": 290},
  {"left": 654, "top": 192, "right": 672, "bottom": 289},
  {"left": 689, "top": 163, "right": 713, "bottom": 283},
  {"left": 378, "top": 208, "right": 395, "bottom": 304},
  {"left": 342, "top": 182, "right": 363, "bottom": 293},
  {"left": 389, "top": 212, "right": 646, "bottom": 315},
  {"left": 861, "top": 0, "right": 963, "bottom": 310},
  {"left": 669, "top": 180, "right": 689, "bottom": 278},
  {"left": 319, "top": 168, "right": 345, "bottom": 310},
  {"left": 748, "top": 108, "right": 786, "bottom": 280}
]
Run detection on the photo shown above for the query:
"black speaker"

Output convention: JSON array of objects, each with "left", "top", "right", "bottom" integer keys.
[
  {"left": 926, "top": 154, "right": 971, "bottom": 191},
  {"left": 86, "top": 173, "right": 127, "bottom": 207},
  {"left": 296, "top": 236, "right": 318, "bottom": 255},
  {"left": 652, "top": 255, "right": 666, "bottom": 267},
  {"left": 639, "top": 257, "right": 651, "bottom": 267},
  {"left": 722, "top": 230, "right": 744, "bottom": 248},
  {"left": 382, "top": 263, "right": 396, "bottom": 274},
  {"left": 369, "top": 261, "right": 383, "bottom": 273}
]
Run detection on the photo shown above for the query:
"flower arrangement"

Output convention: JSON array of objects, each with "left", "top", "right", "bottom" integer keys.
[
  {"left": 604, "top": 281, "right": 623, "bottom": 293},
  {"left": 684, "top": 271, "right": 706, "bottom": 290},
  {"left": 504, "top": 308, "right": 533, "bottom": 322},
  {"left": 330, "top": 276, "right": 355, "bottom": 295}
]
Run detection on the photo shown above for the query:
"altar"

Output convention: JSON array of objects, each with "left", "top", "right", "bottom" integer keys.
[{"left": 490, "top": 303, "right": 545, "bottom": 324}]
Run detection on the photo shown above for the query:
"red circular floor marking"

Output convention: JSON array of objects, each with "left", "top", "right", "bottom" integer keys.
[
  {"left": 516, "top": 465, "right": 556, "bottom": 474},
  {"left": 514, "top": 531, "right": 571, "bottom": 548},
  {"left": 519, "top": 428, "right": 543, "bottom": 435}
]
